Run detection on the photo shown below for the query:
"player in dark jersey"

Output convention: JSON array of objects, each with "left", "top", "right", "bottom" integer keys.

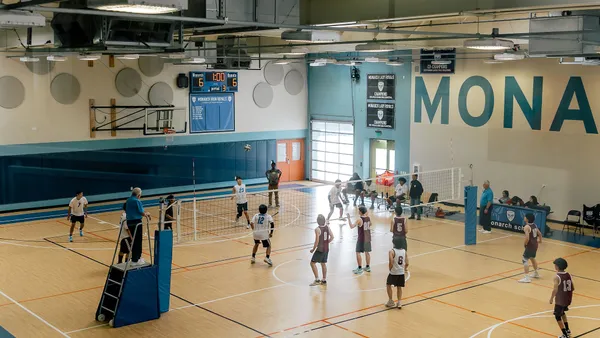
[
  {"left": 347, "top": 206, "right": 372, "bottom": 274},
  {"left": 390, "top": 206, "right": 408, "bottom": 250},
  {"left": 518, "top": 213, "right": 542, "bottom": 283},
  {"left": 309, "top": 214, "right": 334, "bottom": 286},
  {"left": 550, "top": 258, "right": 574, "bottom": 338}
]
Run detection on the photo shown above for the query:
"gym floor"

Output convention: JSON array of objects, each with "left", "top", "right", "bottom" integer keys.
[{"left": 1, "top": 182, "right": 599, "bottom": 338}]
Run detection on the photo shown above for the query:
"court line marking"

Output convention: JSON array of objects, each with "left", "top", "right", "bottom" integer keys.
[
  {"left": 173, "top": 284, "right": 288, "bottom": 310},
  {"left": 0, "top": 285, "right": 104, "bottom": 308},
  {"left": 322, "top": 319, "right": 369, "bottom": 338},
  {"left": 0, "top": 289, "right": 69, "bottom": 337},
  {"left": 499, "top": 274, "right": 600, "bottom": 302},
  {"left": 468, "top": 304, "right": 600, "bottom": 338},
  {"left": 64, "top": 324, "right": 107, "bottom": 334}
]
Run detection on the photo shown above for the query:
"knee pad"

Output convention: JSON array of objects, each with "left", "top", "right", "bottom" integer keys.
[
  {"left": 522, "top": 257, "right": 528, "bottom": 266},
  {"left": 554, "top": 313, "right": 562, "bottom": 321},
  {"left": 237, "top": 210, "right": 243, "bottom": 217}
]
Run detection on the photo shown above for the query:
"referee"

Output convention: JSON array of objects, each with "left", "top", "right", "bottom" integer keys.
[
  {"left": 479, "top": 180, "right": 494, "bottom": 234},
  {"left": 126, "top": 188, "right": 151, "bottom": 266}
]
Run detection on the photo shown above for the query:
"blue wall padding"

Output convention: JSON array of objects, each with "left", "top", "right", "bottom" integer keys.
[
  {"left": 114, "top": 266, "right": 160, "bottom": 328},
  {"left": 0, "top": 326, "right": 15, "bottom": 338},
  {"left": 0, "top": 140, "right": 276, "bottom": 205},
  {"left": 464, "top": 186, "right": 478, "bottom": 245},
  {"left": 154, "top": 230, "right": 173, "bottom": 313}
]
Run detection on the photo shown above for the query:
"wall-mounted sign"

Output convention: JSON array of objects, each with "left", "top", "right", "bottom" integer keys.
[
  {"left": 420, "top": 49, "right": 456, "bottom": 74},
  {"left": 190, "top": 71, "right": 239, "bottom": 93},
  {"left": 189, "top": 93, "right": 235, "bottom": 133},
  {"left": 367, "top": 102, "right": 395, "bottom": 129},
  {"left": 367, "top": 74, "right": 395, "bottom": 100}
]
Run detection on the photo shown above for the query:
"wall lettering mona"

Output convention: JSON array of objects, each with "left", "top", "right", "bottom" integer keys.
[{"left": 367, "top": 102, "right": 395, "bottom": 129}]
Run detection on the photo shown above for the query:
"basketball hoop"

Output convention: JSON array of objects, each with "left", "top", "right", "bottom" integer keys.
[{"left": 163, "top": 127, "right": 176, "bottom": 150}]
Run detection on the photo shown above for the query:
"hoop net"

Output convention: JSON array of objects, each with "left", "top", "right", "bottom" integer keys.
[{"left": 163, "top": 127, "right": 176, "bottom": 149}]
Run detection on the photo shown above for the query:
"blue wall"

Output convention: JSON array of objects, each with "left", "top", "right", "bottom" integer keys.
[{"left": 308, "top": 53, "right": 412, "bottom": 178}]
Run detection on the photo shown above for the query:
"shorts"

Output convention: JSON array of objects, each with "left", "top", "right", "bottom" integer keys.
[
  {"left": 386, "top": 274, "right": 405, "bottom": 287},
  {"left": 356, "top": 241, "right": 372, "bottom": 253},
  {"left": 119, "top": 238, "right": 132, "bottom": 254},
  {"left": 523, "top": 248, "right": 537, "bottom": 259},
  {"left": 392, "top": 236, "right": 407, "bottom": 250},
  {"left": 70, "top": 215, "right": 85, "bottom": 224},
  {"left": 311, "top": 251, "right": 329, "bottom": 263},
  {"left": 553, "top": 304, "right": 569, "bottom": 318},
  {"left": 164, "top": 223, "right": 172, "bottom": 230},
  {"left": 330, "top": 203, "right": 343, "bottom": 209},
  {"left": 254, "top": 239, "right": 271, "bottom": 248},
  {"left": 237, "top": 203, "right": 248, "bottom": 213}
]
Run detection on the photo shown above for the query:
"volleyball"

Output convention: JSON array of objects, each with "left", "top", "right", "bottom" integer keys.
[{"left": 244, "top": 144, "right": 252, "bottom": 152}]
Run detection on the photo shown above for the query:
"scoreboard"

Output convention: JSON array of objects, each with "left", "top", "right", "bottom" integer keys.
[{"left": 190, "top": 71, "right": 238, "bottom": 93}]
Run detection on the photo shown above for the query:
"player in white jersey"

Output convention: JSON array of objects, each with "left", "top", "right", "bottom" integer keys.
[
  {"left": 327, "top": 179, "right": 345, "bottom": 221},
  {"left": 67, "top": 191, "right": 88, "bottom": 242},
  {"left": 386, "top": 244, "right": 409, "bottom": 309},
  {"left": 250, "top": 204, "right": 275, "bottom": 266},
  {"left": 231, "top": 176, "right": 250, "bottom": 228}
]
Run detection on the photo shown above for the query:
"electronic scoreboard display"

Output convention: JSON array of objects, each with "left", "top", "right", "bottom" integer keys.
[{"left": 190, "top": 71, "right": 238, "bottom": 93}]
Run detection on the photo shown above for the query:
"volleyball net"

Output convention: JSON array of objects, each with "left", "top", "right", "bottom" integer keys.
[{"left": 169, "top": 167, "right": 462, "bottom": 243}]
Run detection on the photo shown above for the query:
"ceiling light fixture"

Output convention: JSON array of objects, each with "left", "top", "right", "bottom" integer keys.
[
  {"left": 280, "top": 47, "right": 309, "bottom": 56},
  {"left": 274, "top": 58, "right": 292, "bottom": 65},
  {"left": 364, "top": 57, "right": 385, "bottom": 63},
  {"left": 19, "top": 56, "right": 39, "bottom": 62},
  {"left": 78, "top": 54, "right": 101, "bottom": 61},
  {"left": 309, "top": 61, "right": 326, "bottom": 67},
  {"left": 87, "top": 0, "right": 187, "bottom": 14},
  {"left": 116, "top": 54, "right": 140, "bottom": 60},
  {"left": 160, "top": 53, "right": 186, "bottom": 59},
  {"left": 336, "top": 60, "right": 360, "bottom": 66},
  {"left": 386, "top": 59, "right": 404, "bottom": 66},
  {"left": 46, "top": 55, "right": 67, "bottom": 62},
  {"left": 355, "top": 41, "right": 394, "bottom": 52},
  {"left": 281, "top": 30, "right": 341, "bottom": 43},
  {"left": 494, "top": 53, "right": 525, "bottom": 61},
  {"left": 464, "top": 28, "right": 514, "bottom": 51},
  {"left": 182, "top": 57, "right": 206, "bottom": 64}
]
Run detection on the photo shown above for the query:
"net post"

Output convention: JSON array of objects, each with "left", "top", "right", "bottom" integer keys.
[
  {"left": 176, "top": 200, "right": 181, "bottom": 243},
  {"left": 193, "top": 197, "right": 198, "bottom": 241},
  {"left": 451, "top": 168, "right": 456, "bottom": 200},
  {"left": 158, "top": 198, "right": 164, "bottom": 231},
  {"left": 464, "top": 185, "right": 478, "bottom": 245}
]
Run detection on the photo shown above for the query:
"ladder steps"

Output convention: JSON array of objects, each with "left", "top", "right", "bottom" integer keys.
[
  {"left": 103, "top": 292, "right": 118, "bottom": 299},
  {"left": 108, "top": 279, "right": 122, "bottom": 285},
  {"left": 101, "top": 306, "right": 115, "bottom": 314}
]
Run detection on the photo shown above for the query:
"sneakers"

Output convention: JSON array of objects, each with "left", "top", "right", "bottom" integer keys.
[
  {"left": 558, "top": 335, "right": 568, "bottom": 338},
  {"left": 518, "top": 276, "right": 532, "bottom": 283},
  {"left": 567, "top": 329, "right": 571, "bottom": 337},
  {"left": 321, "top": 280, "right": 327, "bottom": 286},
  {"left": 417, "top": 216, "right": 421, "bottom": 221},
  {"left": 364, "top": 266, "right": 371, "bottom": 272},
  {"left": 530, "top": 270, "right": 541, "bottom": 279},
  {"left": 251, "top": 257, "right": 256, "bottom": 264},
  {"left": 397, "top": 302, "right": 402, "bottom": 309},
  {"left": 353, "top": 267, "right": 363, "bottom": 274},
  {"left": 138, "top": 258, "right": 146, "bottom": 265},
  {"left": 79, "top": 229, "right": 84, "bottom": 237},
  {"left": 69, "top": 235, "right": 73, "bottom": 242},
  {"left": 478, "top": 229, "right": 484, "bottom": 232},
  {"left": 385, "top": 299, "right": 395, "bottom": 308},
  {"left": 482, "top": 230, "right": 492, "bottom": 234},
  {"left": 309, "top": 280, "right": 321, "bottom": 286},
  {"left": 264, "top": 258, "right": 273, "bottom": 266},
  {"left": 408, "top": 216, "right": 416, "bottom": 220},
  {"left": 246, "top": 223, "right": 250, "bottom": 229}
]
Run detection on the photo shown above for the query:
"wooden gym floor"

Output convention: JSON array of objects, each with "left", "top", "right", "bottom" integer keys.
[{"left": 1, "top": 182, "right": 600, "bottom": 338}]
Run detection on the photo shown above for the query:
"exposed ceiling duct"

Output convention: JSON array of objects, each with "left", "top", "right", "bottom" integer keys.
[
  {"left": 281, "top": 30, "right": 341, "bottom": 43},
  {"left": 0, "top": 10, "right": 45, "bottom": 28},
  {"left": 87, "top": 0, "right": 187, "bottom": 14},
  {"left": 529, "top": 13, "right": 600, "bottom": 57}
]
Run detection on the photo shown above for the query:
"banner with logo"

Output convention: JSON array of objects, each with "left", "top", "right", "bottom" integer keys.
[
  {"left": 490, "top": 204, "right": 546, "bottom": 234},
  {"left": 367, "top": 74, "right": 395, "bottom": 100},
  {"left": 189, "top": 93, "right": 235, "bottom": 133},
  {"left": 367, "top": 102, "right": 395, "bottom": 129},
  {"left": 420, "top": 48, "right": 456, "bottom": 74}
]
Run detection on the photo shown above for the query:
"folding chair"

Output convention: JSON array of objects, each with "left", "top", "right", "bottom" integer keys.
[
  {"left": 584, "top": 204, "right": 600, "bottom": 238},
  {"left": 423, "top": 193, "right": 439, "bottom": 217},
  {"left": 562, "top": 210, "right": 583, "bottom": 235}
]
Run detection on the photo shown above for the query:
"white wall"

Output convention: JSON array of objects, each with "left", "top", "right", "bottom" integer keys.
[
  {"left": 411, "top": 58, "right": 600, "bottom": 219},
  {"left": 0, "top": 56, "right": 307, "bottom": 146}
]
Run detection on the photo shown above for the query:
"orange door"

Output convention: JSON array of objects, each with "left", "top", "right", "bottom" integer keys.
[{"left": 276, "top": 139, "right": 305, "bottom": 182}]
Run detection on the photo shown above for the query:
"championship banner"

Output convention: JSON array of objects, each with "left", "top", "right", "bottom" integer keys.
[
  {"left": 367, "top": 102, "right": 395, "bottom": 129},
  {"left": 367, "top": 74, "right": 395, "bottom": 100}
]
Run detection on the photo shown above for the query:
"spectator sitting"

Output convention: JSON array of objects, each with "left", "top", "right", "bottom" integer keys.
[
  {"left": 524, "top": 195, "right": 539, "bottom": 208},
  {"left": 511, "top": 196, "right": 525, "bottom": 206},
  {"left": 342, "top": 173, "right": 364, "bottom": 206},
  {"left": 361, "top": 179, "right": 378, "bottom": 209},
  {"left": 499, "top": 190, "right": 511, "bottom": 204}
]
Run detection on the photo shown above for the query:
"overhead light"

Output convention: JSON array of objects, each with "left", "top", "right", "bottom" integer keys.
[
  {"left": 160, "top": 53, "right": 186, "bottom": 59},
  {"left": 559, "top": 57, "right": 600, "bottom": 66},
  {"left": 46, "top": 55, "right": 67, "bottom": 62},
  {"left": 281, "top": 30, "right": 341, "bottom": 43},
  {"left": 116, "top": 54, "right": 140, "bottom": 60},
  {"left": 87, "top": 0, "right": 187, "bottom": 14},
  {"left": 182, "top": 57, "right": 206, "bottom": 64},
  {"left": 280, "top": 47, "right": 309, "bottom": 55},
  {"left": 464, "top": 38, "right": 513, "bottom": 50},
  {"left": 494, "top": 53, "right": 525, "bottom": 61},
  {"left": 364, "top": 57, "right": 385, "bottom": 63},
  {"left": 336, "top": 60, "right": 360, "bottom": 66},
  {"left": 78, "top": 54, "right": 101, "bottom": 61},
  {"left": 386, "top": 59, "right": 404, "bottom": 66},
  {"left": 0, "top": 10, "right": 45, "bottom": 28},
  {"left": 274, "top": 58, "right": 292, "bottom": 65},
  {"left": 309, "top": 61, "right": 326, "bottom": 67},
  {"left": 355, "top": 41, "right": 394, "bottom": 52},
  {"left": 19, "top": 56, "right": 39, "bottom": 62}
]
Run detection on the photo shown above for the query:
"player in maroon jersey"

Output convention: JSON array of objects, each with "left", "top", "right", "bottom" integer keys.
[
  {"left": 390, "top": 206, "right": 408, "bottom": 250},
  {"left": 309, "top": 214, "right": 334, "bottom": 286},
  {"left": 518, "top": 213, "right": 542, "bottom": 283},
  {"left": 347, "top": 206, "right": 372, "bottom": 274},
  {"left": 550, "top": 258, "right": 574, "bottom": 338}
]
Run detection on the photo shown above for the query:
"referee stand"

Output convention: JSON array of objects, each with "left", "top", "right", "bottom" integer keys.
[
  {"left": 464, "top": 185, "right": 478, "bottom": 245},
  {"left": 95, "top": 199, "right": 173, "bottom": 328}
]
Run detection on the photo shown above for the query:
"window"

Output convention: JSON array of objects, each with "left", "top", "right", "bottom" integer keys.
[{"left": 311, "top": 121, "right": 354, "bottom": 182}]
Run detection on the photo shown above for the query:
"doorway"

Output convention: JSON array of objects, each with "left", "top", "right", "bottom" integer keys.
[
  {"left": 276, "top": 139, "right": 305, "bottom": 182},
  {"left": 370, "top": 139, "right": 395, "bottom": 178}
]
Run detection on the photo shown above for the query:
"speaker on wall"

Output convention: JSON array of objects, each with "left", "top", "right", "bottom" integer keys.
[{"left": 177, "top": 73, "right": 189, "bottom": 89}]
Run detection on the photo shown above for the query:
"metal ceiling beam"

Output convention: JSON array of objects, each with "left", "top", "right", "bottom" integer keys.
[
  {"left": 22, "top": 6, "right": 482, "bottom": 38},
  {"left": 0, "top": 0, "right": 63, "bottom": 10}
]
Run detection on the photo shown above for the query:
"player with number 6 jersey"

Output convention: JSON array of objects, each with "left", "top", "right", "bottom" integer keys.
[
  {"left": 386, "top": 243, "right": 409, "bottom": 309},
  {"left": 390, "top": 206, "right": 408, "bottom": 250},
  {"left": 550, "top": 258, "right": 574, "bottom": 338},
  {"left": 250, "top": 204, "right": 274, "bottom": 266}
]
